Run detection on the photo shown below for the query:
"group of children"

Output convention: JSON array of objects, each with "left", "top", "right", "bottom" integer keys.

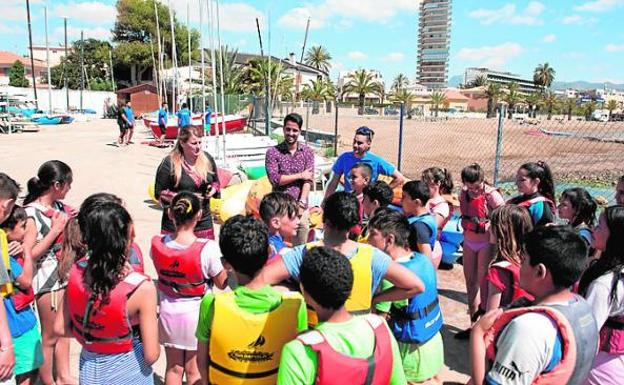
[{"left": 0, "top": 155, "right": 623, "bottom": 385}]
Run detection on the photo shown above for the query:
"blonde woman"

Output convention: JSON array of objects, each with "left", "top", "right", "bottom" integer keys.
[{"left": 155, "top": 127, "right": 220, "bottom": 239}]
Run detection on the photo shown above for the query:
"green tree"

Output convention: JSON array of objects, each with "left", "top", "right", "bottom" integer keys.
[
  {"left": 304, "top": 45, "right": 331, "bottom": 73},
  {"left": 391, "top": 73, "right": 409, "bottom": 93},
  {"left": 112, "top": 0, "right": 199, "bottom": 86},
  {"left": 301, "top": 78, "right": 334, "bottom": 114},
  {"left": 8, "top": 61, "right": 29, "bottom": 87},
  {"left": 208, "top": 45, "right": 245, "bottom": 95},
  {"left": 342, "top": 69, "right": 384, "bottom": 115},
  {"left": 51, "top": 38, "right": 113, "bottom": 90},
  {"left": 606, "top": 99, "right": 618, "bottom": 120},
  {"left": 242, "top": 58, "right": 294, "bottom": 104},
  {"left": 390, "top": 88, "right": 414, "bottom": 118},
  {"left": 429, "top": 91, "right": 447, "bottom": 117},
  {"left": 533, "top": 62, "right": 556, "bottom": 92},
  {"left": 503, "top": 82, "right": 522, "bottom": 119},
  {"left": 485, "top": 82, "right": 501, "bottom": 118},
  {"left": 583, "top": 101, "right": 597, "bottom": 121},
  {"left": 562, "top": 98, "right": 577, "bottom": 121},
  {"left": 524, "top": 92, "right": 541, "bottom": 118},
  {"left": 470, "top": 74, "right": 488, "bottom": 88},
  {"left": 541, "top": 91, "right": 559, "bottom": 120}
]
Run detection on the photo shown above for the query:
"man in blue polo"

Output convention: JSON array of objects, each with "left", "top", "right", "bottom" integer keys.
[
  {"left": 323, "top": 126, "right": 404, "bottom": 203},
  {"left": 177, "top": 102, "right": 191, "bottom": 128}
]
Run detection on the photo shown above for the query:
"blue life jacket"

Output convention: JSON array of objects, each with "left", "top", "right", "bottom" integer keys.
[
  {"left": 408, "top": 214, "right": 437, "bottom": 249},
  {"left": 389, "top": 252, "right": 443, "bottom": 344}
]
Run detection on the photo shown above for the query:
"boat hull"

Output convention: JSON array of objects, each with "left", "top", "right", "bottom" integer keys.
[{"left": 146, "top": 117, "right": 247, "bottom": 139}]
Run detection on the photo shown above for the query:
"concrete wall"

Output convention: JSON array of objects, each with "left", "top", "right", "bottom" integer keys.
[{"left": 0, "top": 86, "right": 116, "bottom": 116}]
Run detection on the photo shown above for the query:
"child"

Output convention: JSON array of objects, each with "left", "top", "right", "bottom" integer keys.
[
  {"left": 250, "top": 191, "right": 424, "bottom": 327},
  {"left": 348, "top": 163, "right": 373, "bottom": 239},
  {"left": 558, "top": 187, "right": 597, "bottom": 247},
  {"left": 616, "top": 175, "right": 624, "bottom": 205},
  {"left": 578, "top": 205, "right": 624, "bottom": 385},
  {"left": 507, "top": 161, "right": 556, "bottom": 226},
  {"left": 56, "top": 202, "right": 159, "bottom": 384},
  {"left": 422, "top": 166, "right": 454, "bottom": 231},
  {"left": 458, "top": 163, "right": 505, "bottom": 337},
  {"left": 360, "top": 180, "right": 395, "bottom": 243},
  {"left": 196, "top": 215, "right": 307, "bottom": 385},
  {"left": 367, "top": 209, "right": 444, "bottom": 384},
  {"left": 22, "top": 160, "right": 74, "bottom": 385},
  {"left": 1, "top": 206, "right": 43, "bottom": 385},
  {"left": 277, "top": 246, "right": 407, "bottom": 384},
  {"left": 470, "top": 226, "right": 598, "bottom": 385},
  {"left": 150, "top": 191, "right": 228, "bottom": 385},
  {"left": 402, "top": 180, "right": 437, "bottom": 263},
  {"left": 259, "top": 192, "right": 301, "bottom": 262}
]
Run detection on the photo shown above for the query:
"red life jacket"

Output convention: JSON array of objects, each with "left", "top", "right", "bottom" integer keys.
[
  {"left": 297, "top": 315, "right": 393, "bottom": 385},
  {"left": 67, "top": 259, "right": 149, "bottom": 354},
  {"left": 459, "top": 186, "right": 498, "bottom": 233},
  {"left": 11, "top": 253, "right": 35, "bottom": 311},
  {"left": 479, "top": 261, "right": 533, "bottom": 313},
  {"left": 150, "top": 236, "right": 208, "bottom": 298}
]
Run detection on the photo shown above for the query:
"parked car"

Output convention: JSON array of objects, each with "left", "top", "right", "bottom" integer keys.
[
  {"left": 384, "top": 106, "right": 399, "bottom": 116},
  {"left": 609, "top": 113, "right": 624, "bottom": 122},
  {"left": 364, "top": 107, "right": 379, "bottom": 115}
]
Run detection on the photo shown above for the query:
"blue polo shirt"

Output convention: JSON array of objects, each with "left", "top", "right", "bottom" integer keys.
[
  {"left": 158, "top": 108, "right": 168, "bottom": 126},
  {"left": 332, "top": 151, "right": 396, "bottom": 191},
  {"left": 124, "top": 106, "right": 134, "bottom": 125},
  {"left": 177, "top": 108, "right": 191, "bottom": 128}
]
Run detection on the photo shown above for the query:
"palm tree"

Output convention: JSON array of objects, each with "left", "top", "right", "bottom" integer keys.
[
  {"left": 429, "top": 91, "right": 447, "bottom": 118},
  {"left": 606, "top": 99, "right": 618, "bottom": 120},
  {"left": 301, "top": 78, "right": 335, "bottom": 114},
  {"left": 485, "top": 82, "right": 501, "bottom": 118},
  {"left": 503, "top": 82, "right": 522, "bottom": 119},
  {"left": 304, "top": 45, "right": 332, "bottom": 73},
  {"left": 391, "top": 73, "right": 409, "bottom": 93},
  {"left": 242, "top": 58, "right": 294, "bottom": 105},
  {"left": 390, "top": 89, "right": 414, "bottom": 118},
  {"left": 583, "top": 101, "right": 597, "bottom": 121},
  {"left": 208, "top": 45, "right": 244, "bottom": 95},
  {"left": 342, "top": 69, "right": 384, "bottom": 115},
  {"left": 533, "top": 62, "right": 556, "bottom": 92},
  {"left": 562, "top": 98, "right": 577, "bottom": 121},
  {"left": 470, "top": 75, "right": 488, "bottom": 88},
  {"left": 542, "top": 91, "right": 559, "bottom": 120},
  {"left": 524, "top": 92, "right": 541, "bottom": 118}
]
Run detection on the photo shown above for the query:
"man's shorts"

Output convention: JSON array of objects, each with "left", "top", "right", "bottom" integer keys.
[{"left": 159, "top": 124, "right": 167, "bottom": 136}]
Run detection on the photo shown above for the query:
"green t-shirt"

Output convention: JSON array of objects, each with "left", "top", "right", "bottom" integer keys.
[
  {"left": 276, "top": 316, "right": 407, "bottom": 385},
  {"left": 195, "top": 285, "right": 308, "bottom": 342}
]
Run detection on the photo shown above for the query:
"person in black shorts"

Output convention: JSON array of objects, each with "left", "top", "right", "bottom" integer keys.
[
  {"left": 116, "top": 101, "right": 127, "bottom": 146},
  {"left": 157, "top": 102, "right": 168, "bottom": 146}
]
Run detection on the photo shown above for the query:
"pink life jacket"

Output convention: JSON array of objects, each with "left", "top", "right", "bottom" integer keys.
[
  {"left": 11, "top": 252, "right": 35, "bottom": 311},
  {"left": 459, "top": 185, "right": 499, "bottom": 234},
  {"left": 297, "top": 314, "right": 393, "bottom": 385},
  {"left": 598, "top": 273, "right": 624, "bottom": 354}
]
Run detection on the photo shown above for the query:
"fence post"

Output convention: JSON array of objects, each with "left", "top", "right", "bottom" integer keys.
[
  {"left": 493, "top": 104, "right": 506, "bottom": 186},
  {"left": 305, "top": 102, "right": 310, "bottom": 143},
  {"left": 398, "top": 102, "right": 405, "bottom": 172},
  {"left": 333, "top": 100, "right": 339, "bottom": 157}
]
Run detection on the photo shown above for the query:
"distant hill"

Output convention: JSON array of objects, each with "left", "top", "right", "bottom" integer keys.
[
  {"left": 551, "top": 80, "right": 624, "bottom": 91},
  {"left": 448, "top": 75, "right": 463, "bottom": 87}
]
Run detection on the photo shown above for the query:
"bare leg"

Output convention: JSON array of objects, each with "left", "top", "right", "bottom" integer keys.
[
  {"left": 36, "top": 292, "right": 58, "bottom": 385},
  {"left": 183, "top": 350, "right": 201, "bottom": 385},
  {"left": 164, "top": 347, "right": 184, "bottom": 385},
  {"left": 462, "top": 244, "right": 480, "bottom": 316},
  {"left": 475, "top": 244, "right": 494, "bottom": 311}
]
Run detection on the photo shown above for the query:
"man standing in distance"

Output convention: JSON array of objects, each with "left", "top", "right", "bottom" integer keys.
[
  {"left": 122, "top": 101, "right": 135, "bottom": 146},
  {"left": 157, "top": 102, "right": 168, "bottom": 146},
  {"left": 324, "top": 126, "right": 404, "bottom": 201},
  {"left": 265, "top": 113, "right": 315, "bottom": 245}
]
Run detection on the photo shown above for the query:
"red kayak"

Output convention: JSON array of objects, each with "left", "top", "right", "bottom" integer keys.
[{"left": 143, "top": 114, "right": 247, "bottom": 139}]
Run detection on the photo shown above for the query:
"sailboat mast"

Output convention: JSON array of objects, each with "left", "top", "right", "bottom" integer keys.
[
  {"left": 208, "top": 0, "right": 219, "bottom": 155},
  {"left": 109, "top": 49, "right": 115, "bottom": 92},
  {"left": 168, "top": 0, "right": 177, "bottom": 112},
  {"left": 80, "top": 30, "right": 84, "bottom": 111},
  {"left": 44, "top": 7, "right": 52, "bottom": 114},
  {"left": 26, "top": 0, "right": 38, "bottom": 109},
  {"left": 200, "top": 0, "right": 206, "bottom": 117},
  {"left": 187, "top": 0, "right": 192, "bottom": 112},
  {"left": 215, "top": 0, "right": 227, "bottom": 165},
  {"left": 64, "top": 17, "right": 69, "bottom": 111},
  {"left": 154, "top": 3, "right": 163, "bottom": 104}
]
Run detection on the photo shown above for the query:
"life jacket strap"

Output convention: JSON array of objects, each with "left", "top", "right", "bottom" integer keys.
[
  {"left": 158, "top": 277, "right": 207, "bottom": 293},
  {"left": 390, "top": 298, "right": 439, "bottom": 320},
  {"left": 71, "top": 322, "right": 136, "bottom": 343},
  {"left": 207, "top": 356, "right": 278, "bottom": 379}
]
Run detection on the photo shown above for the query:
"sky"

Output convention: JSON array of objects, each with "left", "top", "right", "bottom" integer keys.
[{"left": 2, "top": 0, "right": 624, "bottom": 85}]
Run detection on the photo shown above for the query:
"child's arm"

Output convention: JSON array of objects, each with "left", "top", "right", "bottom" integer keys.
[
  {"left": 470, "top": 309, "right": 503, "bottom": 385},
  {"left": 388, "top": 170, "right": 405, "bottom": 189},
  {"left": 0, "top": 304, "right": 14, "bottom": 382},
  {"left": 212, "top": 269, "right": 228, "bottom": 290},
  {"left": 322, "top": 172, "right": 341, "bottom": 204},
  {"left": 249, "top": 257, "right": 291, "bottom": 289},
  {"left": 373, "top": 261, "right": 424, "bottom": 304},
  {"left": 134, "top": 281, "right": 160, "bottom": 365},
  {"left": 486, "top": 283, "right": 503, "bottom": 312},
  {"left": 417, "top": 242, "right": 432, "bottom": 258},
  {"left": 11, "top": 247, "right": 33, "bottom": 290},
  {"left": 24, "top": 212, "right": 68, "bottom": 260},
  {"left": 197, "top": 341, "right": 209, "bottom": 385}
]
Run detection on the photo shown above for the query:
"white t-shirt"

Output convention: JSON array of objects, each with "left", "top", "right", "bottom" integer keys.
[
  {"left": 486, "top": 304, "right": 566, "bottom": 385},
  {"left": 585, "top": 269, "right": 624, "bottom": 328}
]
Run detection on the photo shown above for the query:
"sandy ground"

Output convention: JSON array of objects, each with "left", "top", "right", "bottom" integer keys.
[{"left": 1, "top": 118, "right": 473, "bottom": 384}]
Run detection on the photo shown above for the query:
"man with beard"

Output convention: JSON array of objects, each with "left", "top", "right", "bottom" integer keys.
[
  {"left": 323, "top": 126, "right": 404, "bottom": 203},
  {"left": 265, "top": 113, "right": 315, "bottom": 245}
]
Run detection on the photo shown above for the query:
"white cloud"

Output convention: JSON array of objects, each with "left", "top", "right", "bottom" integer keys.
[
  {"left": 278, "top": 7, "right": 327, "bottom": 29},
  {"left": 457, "top": 42, "right": 524, "bottom": 69},
  {"left": 561, "top": 14, "right": 598, "bottom": 25},
  {"left": 347, "top": 51, "right": 367, "bottom": 60},
  {"left": 563, "top": 51, "right": 586, "bottom": 59},
  {"left": 605, "top": 43, "right": 624, "bottom": 52},
  {"left": 0, "top": 22, "right": 22, "bottom": 34},
  {"left": 53, "top": 26, "right": 111, "bottom": 42},
  {"left": 469, "top": 1, "right": 545, "bottom": 26},
  {"left": 542, "top": 34, "right": 556, "bottom": 43},
  {"left": 575, "top": 0, "right": 624, "bottom": 12},
  {"left": 52, "top": 2, "right": 116, "bottom": 25},
  {"left": 383, "top": 52, "right": 405, "bottom": 61},
  {"left": 166, "top": 1, "right": 264, "bottom": 32}
]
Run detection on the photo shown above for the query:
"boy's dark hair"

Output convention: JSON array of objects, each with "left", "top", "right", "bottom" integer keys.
[
  {"left": 368, "top": 208, "right": 410, "bottom": 248},
  {"left": 0, "top": 173, "right": 20, "bottom": 200},
  {"left": 461, "top": 163, "right": 485, "bottom": 184},
  {"left": 402, "top": 180, "right": 430, "bottom": 204},
  {"left": 363, "top": 181, "right": 393, "bottom": 207},
  {"left": 300, "top": 246, "right": 353, "bottom": 310},
  {"left": 323, "top": 192, "right": 360, "bottom": 231},
  {"left": 182, "top": 102, "right": 188, "bottom": 109},
  {"left": 350, "top": 162, "right": 373, "bottom": 180},
  {"left": 219, "top": 215, "right": 269, "bottom": 277},
  {"left": 259, "top": 192, "right": 298, "bottom": 224},
  {"left": 0, "top": 206, "right": 27, "bottom": 230},
  {"left": 524, "top": 225, "right": 588, "bottom": 289},
  {"left": 283, "top": 113, "right": 303, "bottom": 129}
]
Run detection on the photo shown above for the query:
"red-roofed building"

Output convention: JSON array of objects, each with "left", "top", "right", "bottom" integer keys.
[
  {"left": 0, "top": 51, "right": 47, "bottom": 86},
  {"left": 443, "top": 89, "right": 469, "bottom": 112}
]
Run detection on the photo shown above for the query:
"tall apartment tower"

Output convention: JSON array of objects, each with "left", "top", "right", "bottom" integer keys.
[{"left": 417, "top": 0, "right": 452, "bottom": 90}]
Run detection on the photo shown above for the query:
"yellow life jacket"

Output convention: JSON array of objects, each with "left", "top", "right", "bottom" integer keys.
[
  {"left": 305, "top": 242, "right": 373, "bottom": 326},
  {"left": 0, "top": 230, "right": 13, "bottom": 298},
  {"left": 208, "top": 291, "right": 303, "bottom": 385},
  {"left": 357, "top": 223, "right": 369, "bottom": 244}
]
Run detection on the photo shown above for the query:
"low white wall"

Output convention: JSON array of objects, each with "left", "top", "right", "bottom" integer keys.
[{"left": 0, "top": 86, "right": 116, "bottom": 116}]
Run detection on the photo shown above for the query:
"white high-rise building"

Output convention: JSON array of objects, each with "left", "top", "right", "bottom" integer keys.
[{"left": 417, "top": 0, "right": 452, "bottom": 90}]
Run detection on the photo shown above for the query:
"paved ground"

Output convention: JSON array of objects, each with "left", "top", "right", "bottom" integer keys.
[{"left": 1, "top": 118, "right": 471, "bottom": 384}]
